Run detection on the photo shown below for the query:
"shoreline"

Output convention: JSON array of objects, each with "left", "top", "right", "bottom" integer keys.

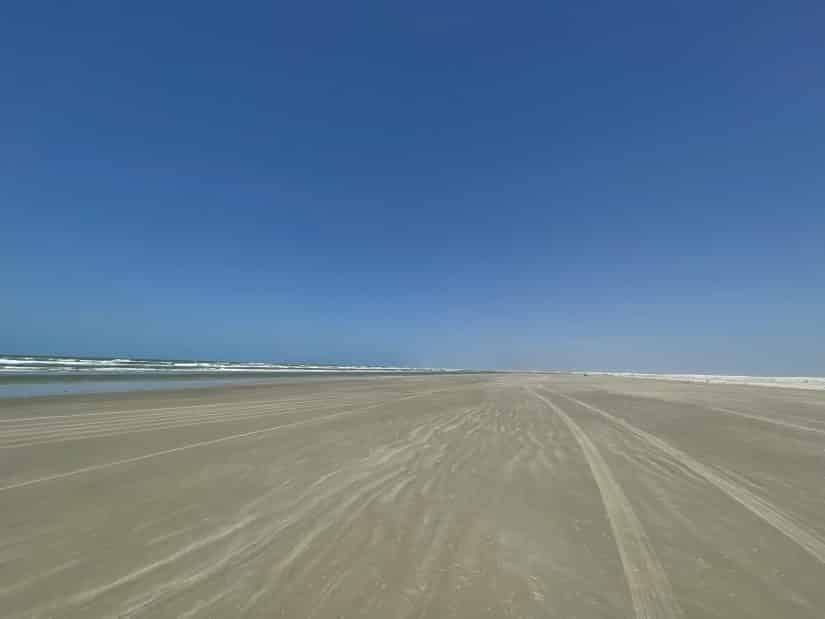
[{"left": 0, "top": 371, "right": 489, "bottom": 400}]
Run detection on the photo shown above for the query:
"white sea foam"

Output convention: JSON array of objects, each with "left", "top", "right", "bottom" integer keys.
[{"left": 0, "top": 355, "right": 455, "bottom": 376}]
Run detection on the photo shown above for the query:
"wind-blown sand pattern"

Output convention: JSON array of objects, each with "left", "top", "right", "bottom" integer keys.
[{"left": 2, "top": 374, "right": 825, "bottom": 617}]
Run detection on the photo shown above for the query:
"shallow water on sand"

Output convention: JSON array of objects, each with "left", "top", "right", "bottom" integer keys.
[{"left": 0, "top": 377, "right": 269, "bottom": 398}]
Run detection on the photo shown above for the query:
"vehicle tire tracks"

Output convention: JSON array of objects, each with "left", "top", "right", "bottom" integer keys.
[
  {"left": 529, "top": 388, "right": 683, "bottom": 619},
  {"left": 549, "top": 390, "right": 825, "bottom": 564},
  {"left": 0, "top": 385, "right": 469, "bottom": 493}
]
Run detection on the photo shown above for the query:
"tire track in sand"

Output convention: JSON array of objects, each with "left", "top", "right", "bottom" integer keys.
[
  {"left": 529, "top": 389, "right": 682, "bottom": 619},
  {"left": 0, "top": 386, "right": 466, "bottom": 494},
  {"left": 0, "top": 399, "right": 369, "bottom": 449},
  {"left": 697, "top": 403, "right": 825, "bottom": 437},
  {"left": 605, "top": 392, "right": 825, "bottom": 438},
  {"left": 552, "top": 391, "right": 825, "bottom": 564}
]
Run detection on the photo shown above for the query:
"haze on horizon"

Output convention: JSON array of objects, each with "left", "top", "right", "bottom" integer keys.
[{"left": 3, "top": 1, "right": 824, "bottom": 375}]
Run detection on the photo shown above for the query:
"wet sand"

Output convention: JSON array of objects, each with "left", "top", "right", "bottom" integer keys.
[{"left": 1, "top": 373, "right": 824, "bottom": 618}]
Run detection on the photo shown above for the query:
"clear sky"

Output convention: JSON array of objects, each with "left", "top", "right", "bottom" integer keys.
[{"left": 2, "top": 1, "right": 824, "bottom": 374}]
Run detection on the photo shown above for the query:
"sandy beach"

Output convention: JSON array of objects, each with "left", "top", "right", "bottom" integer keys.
[{"left": 2, "top": 373, "right": 825, "bottom": 618}]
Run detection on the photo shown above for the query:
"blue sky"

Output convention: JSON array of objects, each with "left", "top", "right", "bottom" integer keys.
[{"left": 2, "top": 1, "right": 824, "bottom": 373}]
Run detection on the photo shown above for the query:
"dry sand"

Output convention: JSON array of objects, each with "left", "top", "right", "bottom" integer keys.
[{"left": 1, "top": 373, "right": 824, "bottom": 618}]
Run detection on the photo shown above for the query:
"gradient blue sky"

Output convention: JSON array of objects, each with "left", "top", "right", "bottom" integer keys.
[{"left": 3, "top": 1, "right": 824, "bottom": 373}]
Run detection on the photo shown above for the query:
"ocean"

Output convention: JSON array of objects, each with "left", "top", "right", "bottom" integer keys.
[{"left": 0, "top": 354, "right": 459, "bottom": 398}]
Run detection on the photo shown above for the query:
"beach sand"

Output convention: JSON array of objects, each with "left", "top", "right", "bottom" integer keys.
[{"left": 2, "top": 373, "right": 824, "bottom": 617}]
